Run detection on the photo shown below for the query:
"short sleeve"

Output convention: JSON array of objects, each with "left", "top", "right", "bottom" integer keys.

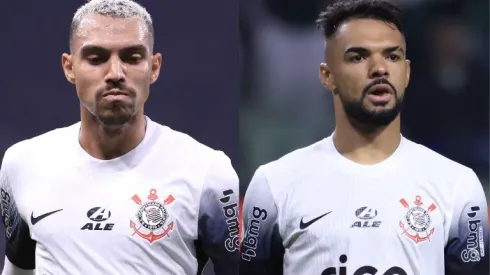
[
  {"left": 445, "top": 169, "right": 489, "bottom": 275},
  {"left": 196, "top": 152, "right": 239, "bottom": 275},
  {"left": 0, "top": 152, "right": 36, "bottom": 270},
  {"left": 240, "top": 168, "right": 284, "bottom": 275}
]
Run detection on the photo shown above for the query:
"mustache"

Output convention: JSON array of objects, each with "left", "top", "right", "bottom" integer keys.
[
  {"left": 95, "top": 82, "right": 137, "bottom": 98},
  {"left": 361, "top": 78, "right": 397, "bottom": 96}
]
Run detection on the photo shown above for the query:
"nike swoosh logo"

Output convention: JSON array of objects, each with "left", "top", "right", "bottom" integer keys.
[
  {"left": 31, "top": 209, "right": 63, "bottom": 225},
  {"left": 299, "top": 211, "right": 332, "bottom": 230}
]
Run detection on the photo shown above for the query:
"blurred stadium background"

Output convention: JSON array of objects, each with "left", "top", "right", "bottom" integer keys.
[{"left": 239, "top": 0, "right": 489, "bottom": 207}]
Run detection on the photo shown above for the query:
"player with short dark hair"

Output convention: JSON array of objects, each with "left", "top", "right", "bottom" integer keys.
[
  {"left": 0, "top": 1, "right": 239, "bottom": 274},
  {"left": 240, "top": 0, "right": 489, "bottom": 274}
]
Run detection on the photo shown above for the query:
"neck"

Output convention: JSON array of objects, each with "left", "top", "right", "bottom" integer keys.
[
  {"left": 333, "top": 114, "right": 401, "bottom": 165},
  {"left": 79, "top": 110, "right": 147, "bottom": 160}
]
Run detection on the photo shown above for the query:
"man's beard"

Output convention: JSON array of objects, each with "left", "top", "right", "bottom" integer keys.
[
  {"left": 95, "top": 101, "right": 136, "bottom": 126},
  {"left": 94, "top": 83, "right": 138, "bottom": 126},
  {"left": 338, "top": 79, "right": 403, "bottom": 132}
]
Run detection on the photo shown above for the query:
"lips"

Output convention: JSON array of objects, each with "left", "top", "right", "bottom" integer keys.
[
  {"left": 367, "top": 84, "right": 393, "bottom": 95},
  {"left": 102, "top": 89, "right": 129, "bottom": 97},
  {"left": 365, "top": 84, "right": 394, "bottom": 104}
]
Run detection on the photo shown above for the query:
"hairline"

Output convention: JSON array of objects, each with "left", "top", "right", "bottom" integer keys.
[
  {"left": 69, "top": 14, "right": 154, "bottom": 54},
  {"left": 69, "top": 0, "right": 155, "bottom": 54},
  {"left": 324, "top": 16, "right": 404, "bottom": 39},
  {"left": 323, "top": 18, "right": 407, "bottom": 63}
]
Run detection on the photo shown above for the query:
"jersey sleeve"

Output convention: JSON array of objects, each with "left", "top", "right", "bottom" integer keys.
[
  {"left": 0, "top": 152, "right": 36, "bottom": 270},
  {"left": 1, "top": 257, "right": 35, "bottom": 275},
  {"left": 445, "top": 169, "right": 489, "bottom": 275},
  {"left": 240, "top": 168, "right": 284, "bottom": 275},
  {"left": 196, "top": 152, "right": 239, "bottom": 275}
]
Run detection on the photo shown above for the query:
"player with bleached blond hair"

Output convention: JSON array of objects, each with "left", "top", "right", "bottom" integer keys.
[{"left": 0, "top": 1, "right": 239, "bottom": 274}]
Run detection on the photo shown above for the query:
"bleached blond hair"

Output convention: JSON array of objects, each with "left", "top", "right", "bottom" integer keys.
[{"left": 69, "top": 0, "right": 154, "bottom": 51}]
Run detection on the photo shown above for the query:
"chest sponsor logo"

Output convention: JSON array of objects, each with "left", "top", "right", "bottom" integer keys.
[
  {"left": 399, "top": 195, "right": 437, "bottom": 244},
  {"left": 350, "top": 207, "right": 381, "bottom": 228},
  {"left": 130, "top": 189, "right": 175, "bottom": 244},
  {"left": 322, "top": 254, "right": 407, "bottom": 275},
  {"left": 81, "top": 207, "right": 114, "bottom": 231}
]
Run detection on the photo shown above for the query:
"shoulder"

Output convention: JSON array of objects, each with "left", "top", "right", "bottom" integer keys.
[
  {"left": 255, "top": 139, "right": 326, "bottom": 192},
  {"left": 401, "top": 138, "right": 480, "bottom": 200},
  {"left": 403, "top": 138, "right": 474, "bottom": 177},
  {"left": 2, "top": 123, "right": 79, "bottom": 169},
  {"left": 153, "top": 122, "right": 228, "bottom": 161},
  {"left": 151, "top": 121, "right": 237, "bottom": 184}
]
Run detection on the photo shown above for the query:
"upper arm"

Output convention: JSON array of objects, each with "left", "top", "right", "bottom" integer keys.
[
  {"left": 445, "top": 169, "right": 489, "bottom": 275},
  {"left": 196, "top": 152, "right": 239, "bottom": 275},
  {"left": 240, "top": 168, "right": 284, "bottom": 275},
  {"left": 0, "top": 153, "right": 36, "bottom": 271}
]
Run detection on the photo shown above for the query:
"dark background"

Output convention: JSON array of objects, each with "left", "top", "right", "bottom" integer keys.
[
  {"left": 1, "top": 0, "right": 239, "bottom": 274},
  {"left": 239, "top": 0, "right": 489, "bottom": 201}
]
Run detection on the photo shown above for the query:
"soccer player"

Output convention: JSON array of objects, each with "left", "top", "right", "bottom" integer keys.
[
  {"left": 240, "top": 0, "right": 489, "bottom": 274},
  {"left": 0, "top": 1, "right": 239, "bottom": 274}
]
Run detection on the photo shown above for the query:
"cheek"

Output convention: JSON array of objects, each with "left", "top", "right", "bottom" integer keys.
[
  {"left": 336, "top": 71, "right": 364, "bottom": 97},
  {"left": 129, "top": 62, "right": 150, "bottom": 80},
  {"left": 74, "top": 65, "right": 101, "bottom": 87},
  {"left": 129, "top": 67, "right": 152, "bottom": 92},
  {"left": 390, "top": 66, "right": 407, "bottom": 93},
  {"left": 75, "top": 78, "right": 96, "bottom": 96},
  {"left": 74, "top": 74, "right": 101, "bottom": 103}
]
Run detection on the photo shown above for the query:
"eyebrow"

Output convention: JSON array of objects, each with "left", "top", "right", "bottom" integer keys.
[
  {"left": 80, "top": 44, "right": 148, "bottom": 55},
  {"left": 344, "top": 46, "right": 405, "bottom": 55}
]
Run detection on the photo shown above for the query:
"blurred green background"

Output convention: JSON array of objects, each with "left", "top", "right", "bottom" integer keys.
[{"left": 239, "top": 0, "right": 489, "bottom": 200}]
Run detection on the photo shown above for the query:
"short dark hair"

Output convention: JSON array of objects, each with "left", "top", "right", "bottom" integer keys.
[{"left": 316, "top": 0, "right": 403, "bottom": 39}]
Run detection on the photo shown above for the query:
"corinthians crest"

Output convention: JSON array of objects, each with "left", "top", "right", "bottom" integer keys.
[
  {"left": 399, "top": 195, "right": 437, "bottom": 244},
  {"left": 130, "top": 189, "right": 175, "bottom": 244}
]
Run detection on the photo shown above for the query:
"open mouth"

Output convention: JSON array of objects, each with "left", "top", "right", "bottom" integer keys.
[
  {"left": 369, "top": 89, "right": 390, "bottom": 96},
  {"left": 367, "top": 86, "right": 393, "bottom": 103},
  {"left": 368, "top": 84, "right": 392, "bottom": 95}
]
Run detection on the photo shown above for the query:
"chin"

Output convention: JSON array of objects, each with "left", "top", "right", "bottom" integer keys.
[
  {"left": 369, "top": 107, "right": 395, "bottom": 114},
  {"left": 96, "top": 112, "right": 134, "bottom": 126}
]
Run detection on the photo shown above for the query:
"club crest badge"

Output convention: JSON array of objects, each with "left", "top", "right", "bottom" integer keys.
[
  {"left": 130, "top": 189, "right": 175, "bottom": 244},
  {"left": 399, "top": 195, "right": 437, "bottom": 244}
]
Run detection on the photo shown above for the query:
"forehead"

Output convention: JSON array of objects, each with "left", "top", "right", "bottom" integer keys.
[
  {"left": 73, "top": 15, "right": 150, "bottom": 52},
  {"left": 333, "top": 18, "right": 405, "bottom": 50}
]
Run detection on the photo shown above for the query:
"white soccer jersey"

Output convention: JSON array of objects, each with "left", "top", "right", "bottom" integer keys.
[
  {"left": 240, "top": 134, "right": 489, "bottom": 275},
  {"left": 0, "top": 117, "right": 239, "bottom": 275}
]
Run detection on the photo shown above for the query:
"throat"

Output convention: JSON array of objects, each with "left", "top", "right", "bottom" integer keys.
[
  {"left": 332, "top": 127, "right": 401, "bottom": 165},
  {"left": 340, "top": 146, "right": 396, "bottom": 165},
  {"left": 79, "top": 118, "right": 147, "bottom": 160},
  {"left": 90, "top": 136, "right": 134, "bottom": 160}
]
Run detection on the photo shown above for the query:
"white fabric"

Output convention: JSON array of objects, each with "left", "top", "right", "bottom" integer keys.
[
  {"left": 0, "top": 117, "right": 239, "bottom": 275},
  {"left": 241, "top": 135, "right": 488, "bottom": 275}
]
